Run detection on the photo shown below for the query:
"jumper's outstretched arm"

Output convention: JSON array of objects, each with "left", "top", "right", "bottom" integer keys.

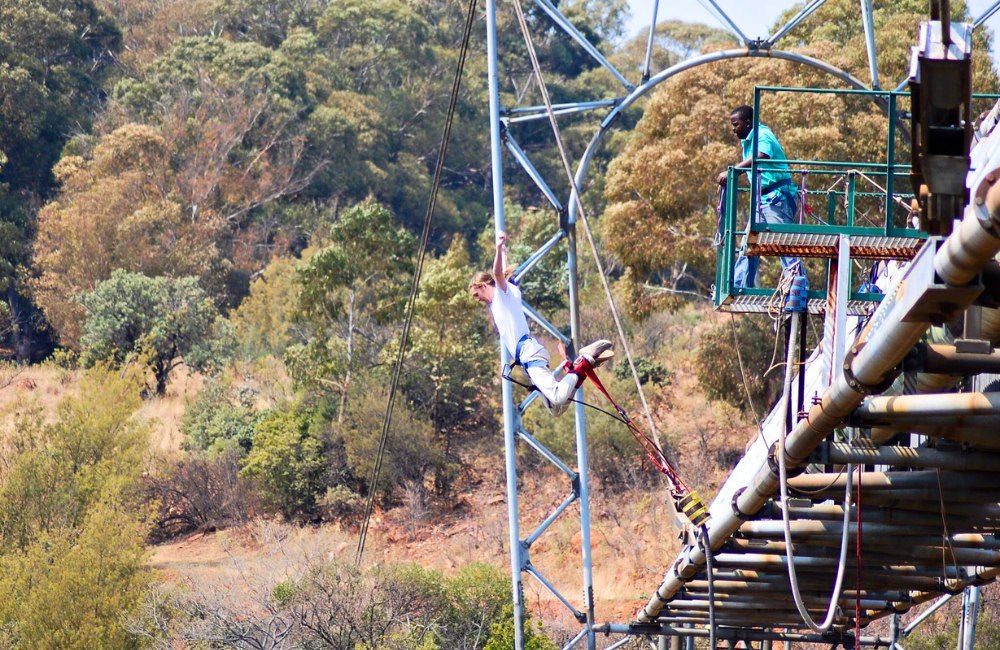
[{"left": 494, "top": 231, "right": 508, "bottom": 292}]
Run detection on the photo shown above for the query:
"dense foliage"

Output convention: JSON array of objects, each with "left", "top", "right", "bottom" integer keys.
[{"left": 2, "top": 0, "right": 1000, "bottom": 645}]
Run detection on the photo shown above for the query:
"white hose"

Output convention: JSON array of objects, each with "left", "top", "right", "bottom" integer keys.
[{"left": 778, "top": 311, "right": 855, "bottom": 632}]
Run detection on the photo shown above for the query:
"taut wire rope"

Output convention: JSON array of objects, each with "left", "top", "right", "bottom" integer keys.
[{"left": 355, "top": 0, "right": 478, "bottom": 565}]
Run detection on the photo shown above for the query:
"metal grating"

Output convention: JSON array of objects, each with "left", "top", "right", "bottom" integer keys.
[
  {"left": 719, "top": 295, "right": 878, "bottom": 316},
  {"left": 747, "top": 232, "right": 925, "bottom": 259}
]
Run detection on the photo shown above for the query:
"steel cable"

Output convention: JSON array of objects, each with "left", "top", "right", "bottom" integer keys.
[{"left": 355, "top": 0, "right": 478, "bottom": 565}]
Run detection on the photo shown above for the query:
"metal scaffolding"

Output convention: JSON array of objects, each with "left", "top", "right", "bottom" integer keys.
[{"left": 483, "top": 1, "right": 1000, "bottom": 648}]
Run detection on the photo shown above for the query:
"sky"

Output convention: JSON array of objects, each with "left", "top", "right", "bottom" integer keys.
[{"left": 624, "top": 0, "right": 1000, "bottom": 68}]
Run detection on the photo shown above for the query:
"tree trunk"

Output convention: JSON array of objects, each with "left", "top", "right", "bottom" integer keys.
[
  {"left": 7, "top": 286, "right": 27, "bottom": 362},
  {"left": 337, "top": 289, "right": 356, "bottom": 424}
]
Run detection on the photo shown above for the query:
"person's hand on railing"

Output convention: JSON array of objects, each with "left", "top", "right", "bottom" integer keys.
[{"left": 717, "top": 170, "right": 729, "bottom": 186}]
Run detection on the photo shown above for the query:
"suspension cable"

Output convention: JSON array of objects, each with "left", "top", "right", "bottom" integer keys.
[
  {"left": 509, "top": 0, "right": 667, "bottom": 457},
  {"left": 355, "top": 0, "right": 478, "bottom": 565}
]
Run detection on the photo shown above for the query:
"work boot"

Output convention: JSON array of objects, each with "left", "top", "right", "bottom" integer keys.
[{"left": 577, "top": 339, "right": 614, "bottom": 368}]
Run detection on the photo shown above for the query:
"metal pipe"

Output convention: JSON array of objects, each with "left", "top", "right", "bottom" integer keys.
[
  {"left": 565, "top": 148, "right": 596, "bottom": 650},
  {"left": 963, "top": 586, "right": 981, "bottom": 649},
  {"left": 901, "top": 594, "right": 953, "bottom": 637},
  {"left": 509, "top": 105, "right": 616, "bottom": 124},
  {"left": 909, "top": 344, "right": 1000, "bottom": 375},
  {"left": 862, "top": 414, "right": 1000, "bottom": 428},
  {"left": 521, "top": 302, "right": 571, "bottom": 345},
  {"left": 855, "top": 392, "right": 1000, "bottom": 418},
  {"left": 704, "top": 570, "right": 944, "bottom": 591},
  {"left": 505, "top": 100, "right": 617, "bottom": 115},
  {"left": 697, "top": 0, "right": 750, "bottom": 45},
  {"left": 870, "top": 425, "right": 1000, "bottom": 448},
  {"left": 524, "top": 492, "right": 577, "bottom": 546},
  {"left": 532, "top": 0, "right": 633, "bottom": 90},
  {"left": 860, "top": 0, "right": 879, "bottom": 88},
  {"left": 818, "top": 441, "right": 1000, "bottom": 471},
  {"left": 488, "top": 0, "right": 524, "bottom": 644},
  {"left": 739, "top": 519, "right": 995, "bottom": 540},
  {"left": 788, "top": 470, "right": 1000, "bottom": 491},
  {"left": 974, "top": 0, "right": 1000, "bottom": 29},
  {"left": 525, "top": 563, "right": 585, "bottom": 621},
  {"left": 641, "top": 0, "right": 660, "bottom": 82},
  {"left": 778, "top": 503, "right": 997, "bottom": 529},
  {"left": 562, "top": 628, "right": 588, "bottom": 650},
  {"left": 598, "top": 624, "right": 886, "bottom": 646},
  {"left": 796, "top": 487, "right": 1000, "bottom": 503},
  {"left": 729, "top": 538, "right": 1000, "bottom": 565},
  {"left": 517, "top": 426, "right": 575, "bottom": 476}
]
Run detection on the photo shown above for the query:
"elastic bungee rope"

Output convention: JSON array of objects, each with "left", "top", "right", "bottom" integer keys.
[{"left": 777, "top": 311, "right": 854, "bottom": 633}]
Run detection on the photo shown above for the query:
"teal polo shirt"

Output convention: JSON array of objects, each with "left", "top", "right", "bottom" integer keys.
[{"left": 741, "top": 124, "right": 795, "bottom": 205}]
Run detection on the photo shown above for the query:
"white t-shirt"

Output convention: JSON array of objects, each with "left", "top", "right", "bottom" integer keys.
[{"left": 490, "top": 281, "right": 547, "bottom": 363}]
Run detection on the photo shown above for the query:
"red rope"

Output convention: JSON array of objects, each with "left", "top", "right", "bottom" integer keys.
[{"left": 575, "top": 362, "right": 689, "bottom": 493}]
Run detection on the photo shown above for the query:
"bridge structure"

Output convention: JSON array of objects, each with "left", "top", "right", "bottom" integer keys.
[{"left": 484, "top": 0, "right": 1000, "bottom": 648}]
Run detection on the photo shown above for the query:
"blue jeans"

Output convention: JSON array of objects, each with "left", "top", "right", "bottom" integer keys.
[{"left": 733, "top": 192, "right": 802, "bottom": 289}]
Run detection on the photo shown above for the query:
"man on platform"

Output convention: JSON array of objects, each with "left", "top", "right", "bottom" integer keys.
[{"left": 717, "top": 105, "right": 803, "bottom": 289}]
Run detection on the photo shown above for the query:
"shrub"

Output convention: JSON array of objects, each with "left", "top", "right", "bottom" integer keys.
[
  {"left": 483, "top": 604, "right": 558, "bottom": 650},
  {"left": 240, "top": 403, "right": 325, "bottom": 517},
  {"left": 180, "top": 379, "right": 260, "bottom": 453},
  {"left": 340, "top": 385, "right": 443, "bottom": 502},
  {"left": 695, "top": 315, "right": 781, "bottom": 412},
  {"left": 148, "top": 447, "right": 260, "bottom": 540},
  {"left": 0, "top": 366, "right": 152, "bottom": 649},
  {"left": 612, "top": 356, "right": 671, "bottom": 387}
]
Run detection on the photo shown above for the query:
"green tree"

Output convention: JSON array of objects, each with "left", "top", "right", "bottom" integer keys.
[
  {"left": 695, "top": 315, "right": 781, "bottom": 412},
  {"left": 289, "top": 199, "right": 414, "bottom": 421},
  {"left": 229, "top": 254, "right": 306, "bottom": 360},
  {"left": 482, "top": 604, "right": 558, "bottom": 650},
  {"left": 0, "top": 0, "right": 121, "bottom": 357},
  {"left": 240, "top": 403, "right": 325, "bottom": 517},
  {"left": 78, "top": 270, "right": 227, "bottom": 395},
  {"left": 407, "top": 235, "right": 494, "bottom": 493}
]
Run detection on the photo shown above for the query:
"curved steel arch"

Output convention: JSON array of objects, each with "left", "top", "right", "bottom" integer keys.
[{"left": 566, "top": 48, "right": 881, "bottom": 221}]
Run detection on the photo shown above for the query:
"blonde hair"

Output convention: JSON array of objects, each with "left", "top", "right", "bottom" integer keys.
[{"left": 468, "top": 266, "right": 516, "bottom": 290}]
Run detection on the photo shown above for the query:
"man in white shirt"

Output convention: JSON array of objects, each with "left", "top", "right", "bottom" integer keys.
[{"left": 469, "top": 232, "right": 612, "bottom": 415}]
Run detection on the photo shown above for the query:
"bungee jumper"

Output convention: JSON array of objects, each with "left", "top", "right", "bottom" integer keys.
[
  {"left": 469, "top": 232, "right": 614, "bottom": 416},
  {"left": 472, "top": 233, "right": 707, "bottom": 527}
]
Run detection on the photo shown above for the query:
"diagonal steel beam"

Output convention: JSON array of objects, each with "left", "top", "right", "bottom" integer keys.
[
  {"left": 531, "top": 0, "right": 634, "bottom": 91},
  {"left": 975, "top": 0, "right": 1000, "bottom": 29},
  {"left": 515, "top": 230, "right": 566, "bottom": 282},
  {"left": 696, "top": 0, "right": 750, "bottom": 46},
  {"left": 504, "top": 133, "right": 564, "bottom": 212},
  {"left": 641, "top": 0, "right": 660, "bottom": 82},
  {"left": 765, "top": 0, "right": 826, "bottom": 48}
]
